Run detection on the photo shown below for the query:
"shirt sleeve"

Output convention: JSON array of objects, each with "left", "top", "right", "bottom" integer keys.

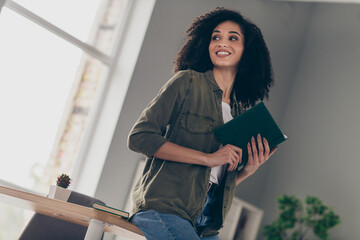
[{"left": 127, "top": 70, "right": 192, "bottom": 158}]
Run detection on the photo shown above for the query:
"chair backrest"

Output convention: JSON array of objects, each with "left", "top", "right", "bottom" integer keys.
[{"left": 19, "top": 191, "right": 105, "bottom": 240}]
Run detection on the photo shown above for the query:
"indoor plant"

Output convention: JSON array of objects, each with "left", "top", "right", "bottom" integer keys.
[
  {"left": 56, "top": 173, "right": 71, "bottom": 189},
  {"left": 48, "top": 174, "right": 72, "bottom": 201},
  {"left": 263, "top": 194, "right": 340, "bottom": 240}
]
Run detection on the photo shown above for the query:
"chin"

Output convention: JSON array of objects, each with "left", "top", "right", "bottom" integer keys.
[{"left": 213, "top": 64, "right": 237, "bottom": 70}]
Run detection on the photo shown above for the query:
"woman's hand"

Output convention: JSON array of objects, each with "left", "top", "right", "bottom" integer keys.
[
  {"left": 206, "top": 144, "right": 242, "bottom": 171},
  {"left": 236, "top": 134, "right": 277, "bottom": 185}
]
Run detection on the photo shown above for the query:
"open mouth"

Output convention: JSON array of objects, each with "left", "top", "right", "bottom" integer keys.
[{"left": 216, "top": 51, "right": 230, "bottom": 56}]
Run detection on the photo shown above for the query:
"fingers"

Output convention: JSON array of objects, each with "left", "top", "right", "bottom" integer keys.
[
  {"left": 243, "top": 135, "right": 278, "bottom": 177},
  {"left": 226, "top": 145, "right": 242, "bottom": 171},
  {"left": 269, "top": 146, "right": 278, "bottom": 158},
  {"left": 210, "top": 144, "right": 242, "bottom": 170},
  {"left": 217, "top": 135, "right": 276, "bottom": 172},
  {"left": 227, "top": 156, "right": 238, "bottom": 171},
  {"left": 263, "top": 137, "right": 270, "bottom": 157},
  {"left": 248, "top": 134, "right": 272, "bottom": 165},
  {"left": 257, "top": 134, "right": 264, "bottom": 156},
  {"left": 251, "top": 135, "right": 258, "bottom": 163},
  {"left": 247, "top": 142, "right": 253, "bottom": 164}
]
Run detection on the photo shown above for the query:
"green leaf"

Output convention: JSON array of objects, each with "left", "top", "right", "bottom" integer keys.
[{"left": 263, "top": 194, "right": 341, "bottom": 240}]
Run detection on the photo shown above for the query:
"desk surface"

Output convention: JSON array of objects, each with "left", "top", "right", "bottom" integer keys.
[{"left": 0, "top": 185, "right": 144, "bottom": 240}]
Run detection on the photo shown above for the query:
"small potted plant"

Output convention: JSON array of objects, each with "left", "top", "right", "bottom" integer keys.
[
  {"left": 48, "top": 174, "right": 72, "bottom": 201},
  {"left": 56, "top": 173, "right": 71, "bottom": 189},
  {"left": 263, "top": 194, "right": 341, "bottom": 240}
]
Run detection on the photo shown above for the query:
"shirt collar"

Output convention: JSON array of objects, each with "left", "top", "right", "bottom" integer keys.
[
  {"left": 204, "top": 69, "right": 242, "bottom": 116},
  {"left": 204, "top": 69, "right": 221, "bottom": 92}
]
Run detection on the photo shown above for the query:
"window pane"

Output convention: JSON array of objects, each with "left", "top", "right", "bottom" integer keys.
[
  {"left": 0, "top": 8, "right": 108, "bottom": 192},
  {"left": 11, "top": 0, "right": 128, "bottom": 55},
  {"left": 12, "top": 0, "right": 103, "bottom": 43}
]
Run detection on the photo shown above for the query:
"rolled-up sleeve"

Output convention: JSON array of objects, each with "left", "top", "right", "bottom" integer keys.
[{"left": 128, "top": 70, "right": 192, "bottom": 158}]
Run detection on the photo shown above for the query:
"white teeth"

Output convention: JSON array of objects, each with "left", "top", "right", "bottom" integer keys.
[{"left": 217, "top": 51, "right": 230, "bottom": 55}]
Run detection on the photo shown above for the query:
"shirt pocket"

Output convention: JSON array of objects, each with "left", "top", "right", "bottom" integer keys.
[{"left": 179, "top": 112, "right": 215, "bottom": 134}]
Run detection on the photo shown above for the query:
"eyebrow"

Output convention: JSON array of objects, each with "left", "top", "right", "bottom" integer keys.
[{"left": 213, "top": 30, "right": 242, "bottom": 36}]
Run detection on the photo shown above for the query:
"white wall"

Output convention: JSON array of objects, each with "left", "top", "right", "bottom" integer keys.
[
  {"left": 93, "top": 0, "right": 360, "bottom": 239},
  {"left": 260, "top": 3, "right": 360, "bottom": 240}
]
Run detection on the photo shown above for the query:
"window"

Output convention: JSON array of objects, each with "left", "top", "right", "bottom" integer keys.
[
  {"left": 0, "top": 0, "right": 141, "bottom": 237},
  {"left": 0, "top": 6, "right": 88, "bottom": 190},
  {"left": 11, "top": 0, "right": 106, "bottom": 45},
  {"left": 0, "top": 0, "right": 129, "bottom": 192}
]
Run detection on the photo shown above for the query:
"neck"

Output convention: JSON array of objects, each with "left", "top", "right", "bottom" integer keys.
[{"left": 212, "top": 67, "right": 236, "bottom": 104}]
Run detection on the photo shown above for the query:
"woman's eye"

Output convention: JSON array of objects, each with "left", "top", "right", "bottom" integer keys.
[
  {"left": 212, "top": 35, "right": 220, "bottom": 41},
  {"left": 229, "top": 36, "right": 238, "bottom": 41}
]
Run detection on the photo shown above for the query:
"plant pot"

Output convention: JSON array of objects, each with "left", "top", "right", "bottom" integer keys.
[{"left": 48, "top": 185, "right": 72, "bottom": 201}]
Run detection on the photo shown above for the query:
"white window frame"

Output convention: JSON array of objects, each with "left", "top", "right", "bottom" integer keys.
[
  {"left": 0, "top": 0, "right": 156, "bottom": 196},
  {"left": 72, "top": 0, "right": 156, "bottom": 196},
  {"left": 0, "top": 0, "right": 5, "bottom": 12},
  {"left": 4, "top": 0, "right": 112, "bottom": 64}
]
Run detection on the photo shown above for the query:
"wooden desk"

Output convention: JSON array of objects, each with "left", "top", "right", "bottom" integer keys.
[{"left": 0, "top": 185, "right": 145, "bottom": 240}]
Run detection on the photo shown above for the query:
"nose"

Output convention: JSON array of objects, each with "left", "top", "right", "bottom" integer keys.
[{"left": 218, "top": 41, "right": 228, "bottom": 48}]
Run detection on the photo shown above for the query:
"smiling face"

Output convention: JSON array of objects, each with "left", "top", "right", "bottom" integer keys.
[{"left": 209, "top": 20, "right": 244, "bottom": 73}]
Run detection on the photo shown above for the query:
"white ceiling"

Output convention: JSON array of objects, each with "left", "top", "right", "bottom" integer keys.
[{"left": 269, "top": 0, "right": 360, "bottom": 3}]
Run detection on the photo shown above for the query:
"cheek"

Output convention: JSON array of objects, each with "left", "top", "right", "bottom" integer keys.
[
  {"left": 208, "top": 45, "right": 216, "bottom": 57},
  {"left": 209, "top": 39, "right": 220, "bottom": 49},
  {"left": 236, "top": 46, "right": 245, "bottom": 58},
  {"left": 208, "top": 43, "right": 215, "bottom": 53}
]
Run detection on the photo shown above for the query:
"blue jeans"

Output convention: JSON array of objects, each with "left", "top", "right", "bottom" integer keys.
[
  {"left": 131, "top": 184, "right": 220, "bottom": 240},
  {"left": 131, "top": 210, "right": 220, "bottom": 240},
  {"left": 195, "top": 182, "right": 219, "bottom": 230}
]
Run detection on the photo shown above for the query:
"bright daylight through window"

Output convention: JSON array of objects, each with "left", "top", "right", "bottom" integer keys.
[{"left": 0, "top": 0, "right": 129, "bottom": 238}]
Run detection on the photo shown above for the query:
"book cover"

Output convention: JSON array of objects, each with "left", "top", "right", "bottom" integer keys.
[
  {"left": 214, "top": 102, "right": 287, "bottom": 170},
  {"left": 92, "top": 202, "right": 129, "bottom": 219}
]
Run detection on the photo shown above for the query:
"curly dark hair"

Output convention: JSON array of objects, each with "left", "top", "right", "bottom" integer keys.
[{"left": 174, "top": 7, "right": 274, "bottom": 108}]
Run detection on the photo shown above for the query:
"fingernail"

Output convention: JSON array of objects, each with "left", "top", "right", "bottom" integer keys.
[
  {"left": 252, "top": 136, "right": 255, "bottom": 141},
  {"left": 258, "top": 133, "right": 261, "bottom": 138},
  {"left": 263, "top": 137, "right": 267, "bottom": 142}
]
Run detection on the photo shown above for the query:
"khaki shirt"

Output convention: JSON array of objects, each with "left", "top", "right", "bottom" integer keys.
[{"left": 128, "top": 69, "right": 243, "bottom": 237}]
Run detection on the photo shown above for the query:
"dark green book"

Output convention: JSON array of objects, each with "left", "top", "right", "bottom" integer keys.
[
  {"left": 92, "top": 202, "right": 129, "bottom": 219},
  {"left": 214, "top": 102, "right": 287, "bottom": 170}
]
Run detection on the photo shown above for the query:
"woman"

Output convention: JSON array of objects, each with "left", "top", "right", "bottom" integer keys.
[{"left": 128, "top": 7, "right": 277, "bottom": 239}]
